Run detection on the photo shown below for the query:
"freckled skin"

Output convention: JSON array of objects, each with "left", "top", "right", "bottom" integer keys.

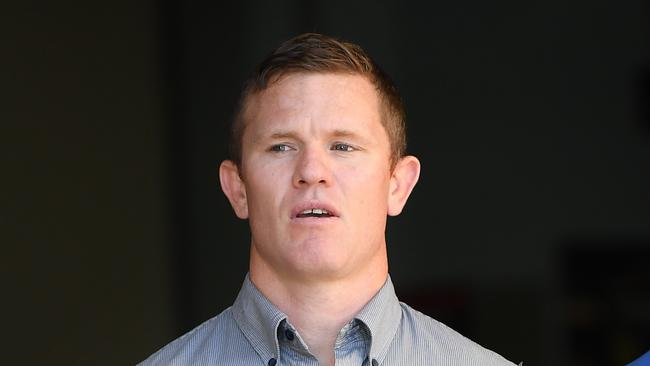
[{"left": 240, "top": 73, "right": 394, "bottom": 282}]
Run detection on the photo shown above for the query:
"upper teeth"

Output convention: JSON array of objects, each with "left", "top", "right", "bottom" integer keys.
[{"left": 301, "top": 208, "right": 329, "bottom": 215}]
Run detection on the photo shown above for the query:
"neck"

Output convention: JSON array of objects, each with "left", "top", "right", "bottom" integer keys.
[{"left": 249, "top": 248, "right": 388, "bottom": 366}]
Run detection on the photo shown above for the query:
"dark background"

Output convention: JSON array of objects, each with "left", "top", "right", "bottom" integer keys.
[{"left": 4, "top": 1, "right": 649, "bottom": 365}]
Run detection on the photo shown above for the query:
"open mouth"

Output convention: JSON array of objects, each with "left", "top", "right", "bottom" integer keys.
[{"left": 296, "top": 208, "right": 334, "bottom": 218}]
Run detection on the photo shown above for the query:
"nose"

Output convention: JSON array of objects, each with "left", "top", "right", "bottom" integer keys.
[{"left": 293, "top": 146, "right": 332, "bottom": 188}]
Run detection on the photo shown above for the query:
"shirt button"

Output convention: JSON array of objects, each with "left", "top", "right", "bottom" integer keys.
[
  {"left": 268, "top": 358, "right": 277, "bottom": 366},
  {"left": 284, "top": 329, "right": 295, "bottom": 341},
  {"left": 372, "top": 359, "right": 379, "bottom": 366}
]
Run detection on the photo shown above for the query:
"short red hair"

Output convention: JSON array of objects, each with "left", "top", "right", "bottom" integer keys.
[{"left": 229, "top": 33, "right": 407, "bottom": 169}]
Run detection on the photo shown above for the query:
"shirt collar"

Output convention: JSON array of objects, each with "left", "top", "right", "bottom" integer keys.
[
  {"left": 354, "top": 275, "right": 402, "bottom": 364},
  {"left": 231, "top": 274, "right": 402, "bottom": 364},
  {"left": 232, "top": 274, "right": 286, "bottom": 362}
]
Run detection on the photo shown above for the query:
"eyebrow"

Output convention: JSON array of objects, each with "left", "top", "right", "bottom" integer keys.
[
  {"left": 269, "top": 131, "right": 299, "bottom": 140},
  {"left": 331, "top": 129, "right": 359, "bottom": 139},
  {"left": 267, "top": 129, "right": 362, "bottom": 140}
]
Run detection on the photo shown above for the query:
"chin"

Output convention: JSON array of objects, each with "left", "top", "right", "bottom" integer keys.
[{"left": 289, "top": 251, "right": 351, "bottom": 280}]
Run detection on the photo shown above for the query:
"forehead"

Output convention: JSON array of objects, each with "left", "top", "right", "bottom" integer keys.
[{"left": 242, "top": 73, "right": 385, "bottom": 139}]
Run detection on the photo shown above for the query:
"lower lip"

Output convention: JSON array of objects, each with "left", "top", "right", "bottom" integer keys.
[{"left": 290, "top": 216, "right": 339, "bottom": 225}]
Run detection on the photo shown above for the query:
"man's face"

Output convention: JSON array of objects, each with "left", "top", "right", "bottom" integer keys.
[{"left": 222, "top": 73, "right": 410, "bottom": 281}]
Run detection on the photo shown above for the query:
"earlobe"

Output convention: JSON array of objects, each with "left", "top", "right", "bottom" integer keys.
[
  {"left": 387, "top": 156, "right": 421, "bottom": 216},
  {"left": 219, "top": 160, "right": 249, "bottom": 219}
]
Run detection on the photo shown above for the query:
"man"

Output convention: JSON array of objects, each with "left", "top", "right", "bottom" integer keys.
[{"left": 140, "top": 33, "right": 517, "bottom": 366}]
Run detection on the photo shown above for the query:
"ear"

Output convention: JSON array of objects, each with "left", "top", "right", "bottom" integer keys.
[
  {"left": 387, "top": 155, "right": 421, "bottom": 216},
  {"left": 219, "top": 160, "right": 249, "bottom": 219}
]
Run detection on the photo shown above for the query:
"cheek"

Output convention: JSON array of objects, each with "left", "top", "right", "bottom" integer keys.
[
  {"left": 244, "top": 162, "right": 289, "bottom": 214},
  {"left": 343, "top": 163, "right": 391, "bottom": 212}
]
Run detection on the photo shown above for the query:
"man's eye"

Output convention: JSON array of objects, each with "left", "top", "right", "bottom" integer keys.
[
  {"left": 270, "top": 144, "right": 292, "bottom": 152},
  {"left": 332, "top": 143, "right": 354, "bottom": 152}
]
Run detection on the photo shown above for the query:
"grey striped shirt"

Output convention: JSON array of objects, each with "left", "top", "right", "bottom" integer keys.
[{"left": 139, "top": 275, "right": 517, "bottom": 365}]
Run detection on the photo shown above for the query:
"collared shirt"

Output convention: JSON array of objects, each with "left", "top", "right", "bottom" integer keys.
[{"left": 139, "top": 275, "right": 517, "bottom": 366}]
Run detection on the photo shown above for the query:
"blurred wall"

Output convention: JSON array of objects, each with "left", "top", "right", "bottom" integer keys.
[{"left": 4, "top": 1, "right": 173, "bottom": 364}]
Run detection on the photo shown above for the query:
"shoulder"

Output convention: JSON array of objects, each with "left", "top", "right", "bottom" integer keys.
[
  {"left": 137, "top": 307, "right": 259, "bottom": 366},
  {"left": 391, "top": 302, "right": 517, "bottom": 366}
]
